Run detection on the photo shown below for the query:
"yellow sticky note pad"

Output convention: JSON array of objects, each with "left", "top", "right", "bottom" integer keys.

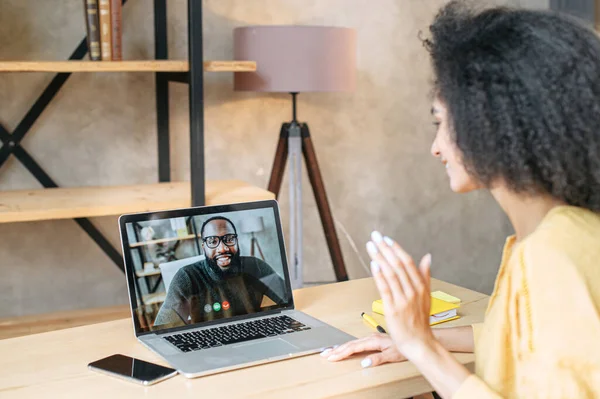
[{"left": 431, "top": 291, "right": 461, "bottom": 304}]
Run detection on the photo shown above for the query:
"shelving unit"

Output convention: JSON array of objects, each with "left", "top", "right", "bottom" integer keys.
[
  {"left": 129, "top": 234, "right": 198, "bottom": 248},
  {"left": 0, "top": 0, "right": 273, "bottom": 283},
  {"left": 0, "top": 60, "right": 256, "bottom": 73},
  {"left": 0, "top": 180, "right": 273, "bottom": 224},
  {"left": 128, "top": 215, "right": 203, "bottom": 307},
  {"left": 135, "top": 269, "right": 162, "bottom": 277},
  {"left": 142, "top": 292, "right": 166, "bottom": 306}
]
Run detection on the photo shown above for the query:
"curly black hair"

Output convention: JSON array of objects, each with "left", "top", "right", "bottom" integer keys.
[{"left": 424, "top": 1, "right": 600, "bottom": 211}]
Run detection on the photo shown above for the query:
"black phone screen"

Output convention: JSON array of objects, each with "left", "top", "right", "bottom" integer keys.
[{"left": 88, "top": 354, "right": 176, "bottom": 382}]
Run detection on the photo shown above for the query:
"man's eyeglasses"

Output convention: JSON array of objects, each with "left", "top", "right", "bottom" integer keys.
[{"left": 202, "top": 234, "right": 238, "bottom": 249}]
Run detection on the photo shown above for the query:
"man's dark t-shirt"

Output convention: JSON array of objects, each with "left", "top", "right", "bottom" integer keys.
[{"left": 154, "top": 256, "right": 286, "bottom": 327}]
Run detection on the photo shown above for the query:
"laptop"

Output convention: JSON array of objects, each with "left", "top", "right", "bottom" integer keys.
[{"left": 118, "top": 199, "right": 355, "bottom": 378}]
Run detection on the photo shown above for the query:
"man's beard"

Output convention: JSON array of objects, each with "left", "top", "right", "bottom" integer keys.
[{"left": 205, "top": 252, "right": 242, "bottom": 280}]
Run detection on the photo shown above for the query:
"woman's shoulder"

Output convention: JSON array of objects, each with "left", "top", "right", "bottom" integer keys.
[
  {"left": 516, "top": 208, "right": 600, "bottom": 329},
  {"left": 518, "top": 206, "right": 600, "bottom": 285},
  {"left": 541, "top": 205, "right": 600, "bottom": 233},
  {"left": 525, "top": 206, "right": 600, "bottom": 253}
]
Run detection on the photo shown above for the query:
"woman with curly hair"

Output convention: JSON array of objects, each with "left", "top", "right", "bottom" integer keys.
[{"left": 322, "top": 1, "right": 600, "bottom": 397}]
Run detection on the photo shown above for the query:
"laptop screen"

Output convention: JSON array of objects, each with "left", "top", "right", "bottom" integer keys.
[{"left": 119, "top": 200, "right": 294, "bottom": 335}]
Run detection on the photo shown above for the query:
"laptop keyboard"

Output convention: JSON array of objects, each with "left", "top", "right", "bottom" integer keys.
[{"left": 163, "top": 315, "right": 311, "bottom": 353}]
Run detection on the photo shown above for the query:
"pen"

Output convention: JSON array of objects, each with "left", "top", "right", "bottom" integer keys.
[{"left": 361, "top": 312, "right": 387, "bottom": 334}]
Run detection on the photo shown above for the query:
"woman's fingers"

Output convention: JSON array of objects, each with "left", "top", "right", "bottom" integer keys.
[
  {"left": 371, "top": 260, "right": 395, "bottom": 307},
  {"left": 367, "top": 242, "right": 403, "bottom": 305},
  {"left": 361, "top": 347, "right": 407, "bottom": 368},
  {"left": 324, "top": 334, "right": 389, "bottom": 362},
  {"left": 384, "top": 235, "right": 427, "bottom": 293},
  {"left": 369, "top": 232, "right": 414, "bottom": 298},
  {"left": 383, "top": 235, "right": 415, "bottom": 271},
  {"left": 419, "top": 253, "right": 432, "bottom": 286},
  {"left": 322, "top": 335, "right": 406, "bottom": 369}
]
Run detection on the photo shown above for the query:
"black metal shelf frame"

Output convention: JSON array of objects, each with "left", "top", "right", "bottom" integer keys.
[
  {"left": 131, "top": 216, "right": 201, "bottom": 307},
  {"left": 0, "top": 0, "right": 205, "bottom": 273}
]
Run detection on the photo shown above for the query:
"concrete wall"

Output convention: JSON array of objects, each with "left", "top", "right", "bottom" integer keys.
[{"left": 0, "top": 0, "right": 548, "bottom": 318}]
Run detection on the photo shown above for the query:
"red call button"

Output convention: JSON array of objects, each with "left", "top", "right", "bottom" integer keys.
[{"left": 222, "top": 301, "right": 230, "bottom": 310}]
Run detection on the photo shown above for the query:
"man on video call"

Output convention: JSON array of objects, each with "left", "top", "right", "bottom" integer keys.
[{"left": 154, "top": 216, "right": 287, "bottom": 327}]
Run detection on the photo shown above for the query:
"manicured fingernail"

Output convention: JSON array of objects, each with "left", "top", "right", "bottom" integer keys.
[
  {"left": 333, "top": 345, "right": 339, "bottom": 349},
  {"left": 425, "top": 253, "right": 432, "bottom": 264},
  {"left": 370, "top": 261, "right": 380, "bottom": 274},
  {"left": 320, "top": 348, "right": 332, "bottom": 357},
  {"left": 371, "top": 231, "right": 383, "bottom": 243},
  {"left": 383, "top": 236, "right": 394, "bottom": 246},
  {"left": 366, "top": 241, "right": 378, "bottom": 254},
  {"left": 361, "top": 358, "right": 372, "bottom": 368}
]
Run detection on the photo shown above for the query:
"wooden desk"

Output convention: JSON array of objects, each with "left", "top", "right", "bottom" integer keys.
[{"left": 0, "top": 278, "right": 488, "bottom": 398}]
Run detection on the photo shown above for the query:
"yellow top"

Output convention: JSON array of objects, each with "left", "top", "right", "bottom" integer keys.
[{"left": 454, "top": 206, "right": 600, "bottom": 398}]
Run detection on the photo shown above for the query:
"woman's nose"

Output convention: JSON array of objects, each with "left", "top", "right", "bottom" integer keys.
[{"left": 431, "top": 139, "right": 441, "bottom": 158}]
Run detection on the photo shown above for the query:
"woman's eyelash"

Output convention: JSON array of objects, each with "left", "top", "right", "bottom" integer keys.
[{"left": 433, "top": 121, "right": 441, "bottom": 127}]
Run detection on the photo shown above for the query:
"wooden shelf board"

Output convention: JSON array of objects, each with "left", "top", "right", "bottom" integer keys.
[
  {"left": 135, "top": 269, "right": 162, "bottom": 278},
  {"left": 203, "top": 61, "right": 256, "bottom": 72},
  {"left": 142, "top": 292, "right": 166, "bottom": 305},
  {"left": 0, "top": 180, "right": 275, "bottom": 223},
  {"left": 129, "top": 233, "right": 199, "bottom": 248},
  {"left": 0, "top": 60, "right": 256, "bottom": 73}
]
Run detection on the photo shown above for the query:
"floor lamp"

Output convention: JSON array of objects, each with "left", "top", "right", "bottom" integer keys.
[
  {"left": 234, "top": 26, "right": 357, "bottom": 288},
  {"left": 240, "top": 216, "right": 266, "bottom": 261}
]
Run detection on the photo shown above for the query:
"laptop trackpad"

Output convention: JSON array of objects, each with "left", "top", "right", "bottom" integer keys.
[{"left": 235, "top": 338, "right": 298, "bottom": 359}]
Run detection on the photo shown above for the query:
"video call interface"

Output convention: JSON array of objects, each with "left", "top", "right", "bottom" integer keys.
[{"left": 124, "top": 208, "right": 290, "bottom": 333}]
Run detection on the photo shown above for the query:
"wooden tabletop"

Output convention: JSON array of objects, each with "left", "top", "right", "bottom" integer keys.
[{"left": 0, "top": 278, "right": 488, "bottom": 399}]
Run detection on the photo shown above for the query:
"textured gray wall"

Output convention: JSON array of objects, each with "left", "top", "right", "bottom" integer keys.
[
  {"left": 0, "top": 0, "right": 547, "bottom": 318},
  {"left": 550, "top": 0, "right": 594, "bottom": 24}
]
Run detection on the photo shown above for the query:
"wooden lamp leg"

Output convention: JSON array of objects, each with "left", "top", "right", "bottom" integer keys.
[
  {"left": 267, "top": 122, "right": 349, "bottom": 282},
  {"left": 267, "top": 123, "right": 290, "bottom": 198},
  {"left": 255, "top": 239, "right": 266, "bottom": 260},
  {"left": 300, "top": 123, "right": 349, "bottom": 282}
]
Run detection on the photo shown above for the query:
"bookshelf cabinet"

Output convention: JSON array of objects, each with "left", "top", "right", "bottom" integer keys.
[{"left": 0, "top": 0, "right": 273, "bottom": 280}]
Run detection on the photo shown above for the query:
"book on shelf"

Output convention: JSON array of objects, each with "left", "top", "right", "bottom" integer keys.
[
  {"left": 372, "top": 292, "right": 461, "bottom": 326},
  {"left": 83, "top": 0, "right": 101, "bottom": 61},
  {"left": 110, "top": 0, "right": 122, "bottom": 60},
  {"left": 98, "top": 0, "right": 112, "bottom": 60},
  {"left": 84, "top": 0, "right": 123, "bottom": 61}
]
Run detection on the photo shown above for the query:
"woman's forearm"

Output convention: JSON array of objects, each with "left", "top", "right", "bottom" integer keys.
[
  {"left": 407, "top": 338, "right": 472, "bottom": 399},
  {"left": 432, "top": 325, "right": 474, "bottom": 353},
  {"left": 399, "top": 326, "right": 474, "bottom": 398}
]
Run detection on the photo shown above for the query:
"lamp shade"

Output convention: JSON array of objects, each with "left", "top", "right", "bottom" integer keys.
[
  {"left": 234, "top": 26, "right": 356, "bottom": 93},
  {"left": 239, "top": 216, "right": 265, "bottom": 234}
]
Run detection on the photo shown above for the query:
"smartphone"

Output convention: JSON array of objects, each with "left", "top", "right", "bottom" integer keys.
[{"left": 88, "top": 354, "right": 178, "bottom": 386}]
